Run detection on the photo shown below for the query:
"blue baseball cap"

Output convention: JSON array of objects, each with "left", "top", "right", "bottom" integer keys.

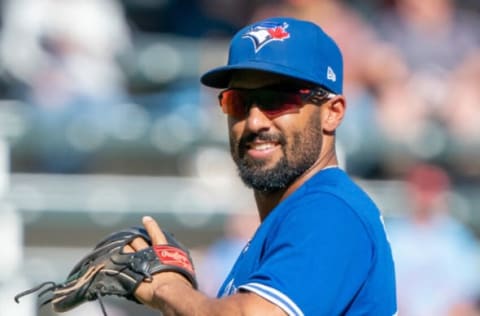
[{"left": 200, "top": 17, "right": 343, "bottom": 94}]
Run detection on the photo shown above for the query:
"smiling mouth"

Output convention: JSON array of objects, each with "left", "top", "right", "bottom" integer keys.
[{"left": 247, "top": 141, "right": 279, "bottom": 151}]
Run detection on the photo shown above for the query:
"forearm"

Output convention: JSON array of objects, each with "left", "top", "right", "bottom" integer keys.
[
  {"left": 145, "top": 274, "right": 286, "bottom": 316},
  {"left": 150, "top": 280, "right": 242, "bottom": 316}
]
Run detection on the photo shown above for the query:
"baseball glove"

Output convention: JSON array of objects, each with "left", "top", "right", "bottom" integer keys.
[{"left": 14, "top": 226, "right": 197, "bottom": 315}]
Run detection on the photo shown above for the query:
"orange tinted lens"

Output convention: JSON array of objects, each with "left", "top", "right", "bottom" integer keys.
[
  {"left": 219, "top": 89, "right": 303, "bottom": 118},
  {"left": 219, "top": 89, "right": 247, "bottom": 117}
]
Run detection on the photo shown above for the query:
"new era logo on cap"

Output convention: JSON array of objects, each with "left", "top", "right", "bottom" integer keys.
[
  {"left": 327, "top": 66, "right": 336, "bottom": 82},
  {"left": 200, "top": 17, "right": 344, "bottom": 94},
  {"left": 242, "top": 22, "right": 290, "bottom": 53}
]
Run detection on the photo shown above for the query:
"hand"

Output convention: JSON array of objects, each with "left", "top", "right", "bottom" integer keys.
[{"left": 124, "top": 216, "right": 193, "bottom": 308}]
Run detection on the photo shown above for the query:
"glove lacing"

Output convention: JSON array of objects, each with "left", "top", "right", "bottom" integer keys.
[
  {"left": 14, "top": 281, "right": 57, "bottom": 305},
  {"left": 15, "top": 281, "right": 109, "bottom": 316}
]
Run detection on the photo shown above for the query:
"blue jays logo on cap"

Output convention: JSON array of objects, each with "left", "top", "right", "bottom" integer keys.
[{"left": 242, "top": 21, "right": 290, "bottom": 53}]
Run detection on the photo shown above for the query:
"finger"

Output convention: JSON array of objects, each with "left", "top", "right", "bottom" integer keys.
[
  {"left": 142, "top": 216, "right": 167, "bottom": 245},
  {"left": 129, "top": 237, "right": 150, "bottom": 251},
  {"left": 123, "top": 244, "right": 135, "bottom": 253}
]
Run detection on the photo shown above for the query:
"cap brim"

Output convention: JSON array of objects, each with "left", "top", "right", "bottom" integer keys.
[{"left": 200, "top": 61, "right": 321, "bottom": 89}]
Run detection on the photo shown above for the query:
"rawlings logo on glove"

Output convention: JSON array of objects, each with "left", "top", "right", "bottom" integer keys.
[{"left": 154, "top": 245, "right": 195, "bottom": 274}]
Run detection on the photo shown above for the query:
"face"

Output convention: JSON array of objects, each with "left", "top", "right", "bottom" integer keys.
[{"left": 225, "top": 71, "right": 326, "bottom": 192}]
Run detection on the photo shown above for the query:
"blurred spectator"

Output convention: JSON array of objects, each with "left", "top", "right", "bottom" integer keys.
[
  {"left": 376, "top": 0, "right": 480, "bottom": 77},
  {"left": 441, "top": 53, "right": 480, "bottom": 146},
  {"left": 386, "top": 163, "right": 480, "bottom": 316},
  {"left": 372, "top": 0, "right": 480, "bottom": 171},
  {"left": 1, "top": 0, "right": 131, "bottom": 107},
  {"left": 438, "top": 51, "right": 480, "bottom": 177},
  {"left": 197, "top": 211, "right": 259, "bottom": 297},
  {"left": 0, "top": 0, "right": 132, "bottom": 172}
]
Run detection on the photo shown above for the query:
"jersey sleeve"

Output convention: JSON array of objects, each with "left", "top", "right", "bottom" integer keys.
[{"left": 238, "top": 192, "right": 373, "bottom": 316}]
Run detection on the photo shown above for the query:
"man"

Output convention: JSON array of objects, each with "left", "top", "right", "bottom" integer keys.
[{"left": 130, "top": 16, "right": 397, "bottom": 315}]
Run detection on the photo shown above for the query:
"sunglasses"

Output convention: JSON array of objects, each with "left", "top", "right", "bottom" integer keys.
[{"left": 218, "top": 87, "right": 336, "bottom": 119}]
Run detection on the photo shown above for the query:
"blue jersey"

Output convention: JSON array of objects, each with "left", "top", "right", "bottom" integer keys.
[{"left": 218, "top": 167, "right": 397, "bottom": 315}]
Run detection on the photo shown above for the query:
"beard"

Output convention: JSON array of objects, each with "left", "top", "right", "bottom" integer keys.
[{"left": 230, "top": 115, "right": 324, "bottom": 193}]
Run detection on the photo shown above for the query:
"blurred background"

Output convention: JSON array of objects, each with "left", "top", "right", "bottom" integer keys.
[{"left": 1, "top": 0, "right": 480, "bottom": 315}]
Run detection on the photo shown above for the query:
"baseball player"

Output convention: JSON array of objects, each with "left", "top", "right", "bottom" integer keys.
[
  {"left": 131, "top": 16, "right": 397, "bottom": 315},
  {"left": 16, "top": 16, "right": 397, "bottom": 316}
]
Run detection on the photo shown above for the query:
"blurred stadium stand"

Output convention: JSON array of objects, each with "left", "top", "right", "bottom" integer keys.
[{"left": 1, "top": 0, "right": 480, "bottom": 315}]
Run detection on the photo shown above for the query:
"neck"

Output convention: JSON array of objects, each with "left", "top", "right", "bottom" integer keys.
[
  {"left": 254, "top": 142, "right": 338, "bottom": 221},
  {"left": 254, "top": 190, "right": 285, "bottom": 221}
]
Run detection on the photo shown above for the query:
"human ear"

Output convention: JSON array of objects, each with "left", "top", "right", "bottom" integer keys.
[{"left": 322, "top": 96, "right": 346, "bottom": 134}]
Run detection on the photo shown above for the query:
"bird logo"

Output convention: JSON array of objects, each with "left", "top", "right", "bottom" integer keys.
[{"left": 242, "top": 22, "right": 290, "bottom": 53}]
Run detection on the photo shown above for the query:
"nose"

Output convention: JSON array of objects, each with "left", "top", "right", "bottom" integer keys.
[{"left": 244, "top": 103, "right": 272, "bottom": 133}]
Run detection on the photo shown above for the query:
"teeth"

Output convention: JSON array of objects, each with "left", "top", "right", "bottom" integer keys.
[{"left": 251, "top": 143, "right": 275, "bottom": 151}]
